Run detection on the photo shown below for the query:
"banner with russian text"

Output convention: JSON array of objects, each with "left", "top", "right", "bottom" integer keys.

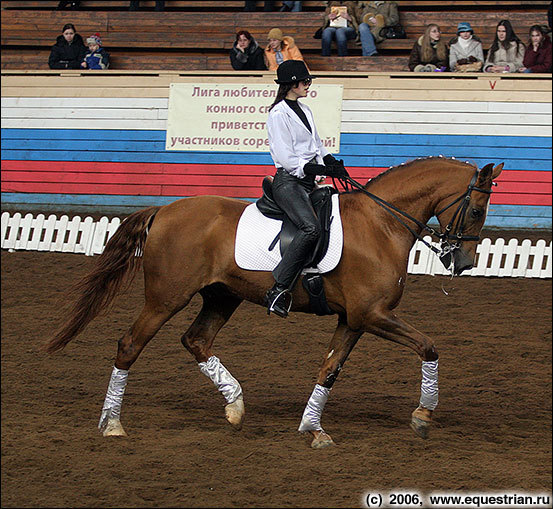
[{"left": 166, "top": 83, "right": 343, "bottom": 152}]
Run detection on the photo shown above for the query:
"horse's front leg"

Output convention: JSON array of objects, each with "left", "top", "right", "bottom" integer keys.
[
  {"left": 298, "top": 317, "right": 362, "bottom": 448},
  {"left": 361, "top": 310, "right": 439, "bottom": 439}
]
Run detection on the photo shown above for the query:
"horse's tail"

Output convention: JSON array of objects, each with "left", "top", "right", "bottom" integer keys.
[{"left": 43, "top": 206, "right": 160, "bottom": 354}]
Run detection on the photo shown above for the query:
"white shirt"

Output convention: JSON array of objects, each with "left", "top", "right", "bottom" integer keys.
[{"left": 267, "top": 99, "right": 329, "bottom": 178}]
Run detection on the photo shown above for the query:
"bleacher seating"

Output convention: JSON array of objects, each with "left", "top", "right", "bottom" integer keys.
[{"left": 1, "top": 0, "right": 550, "bottom": 72}]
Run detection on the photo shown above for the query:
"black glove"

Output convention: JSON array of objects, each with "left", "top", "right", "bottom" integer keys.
[
  {"left": 304, "top": 162, "right": 348, "bottom": 178},
  {"left": 323, "top": 154, "right": 337, "bottom": 165},
  {"left": 333, "top": 158, "right": 348, "bottom": 174},
  {"left": 457, "top": 58, "right": 469, "bottom": 65},
  {"left": 468, "top": 55, "right": 478, "bottom": 63},
  {"left": 323, "top": 154, "right": 348, "bottom": 173},
  {"left": 327, "top": 158, "right": 349, "bottom": 177}
]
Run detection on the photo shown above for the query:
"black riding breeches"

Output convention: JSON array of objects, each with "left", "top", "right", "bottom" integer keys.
[{"left": 271, "top": 168, "right": 321, "bottom": 289}]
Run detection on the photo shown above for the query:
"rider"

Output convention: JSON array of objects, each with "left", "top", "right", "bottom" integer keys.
[{"left": 264, "top": 59, "right": 348, "bottom": 318}]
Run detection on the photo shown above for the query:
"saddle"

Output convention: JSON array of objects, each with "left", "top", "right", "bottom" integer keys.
[{"left": 255, "top": 176, "right": 337, "bottom": 269}]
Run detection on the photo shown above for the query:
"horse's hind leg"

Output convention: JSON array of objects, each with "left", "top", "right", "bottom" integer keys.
[
  {"left": 180, "top": 286, "right": 245, "bottom": 430},
  {"left": 99, "top": 302, "right": 179, "bottom": 437}
]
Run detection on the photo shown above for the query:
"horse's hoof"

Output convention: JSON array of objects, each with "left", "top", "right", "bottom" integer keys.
[
  {"left": 410, "top": 416, "right": 430, "bottom": 439},
  {"left": 410, "top": 407, "right": 432, "bottom": 439},
  {"left": 310, "top": 431, "right": 335, "bottom": 449},
  {"left": 225, "top": 396, "right": 245, "bottom": 430},
  {"left": 102, "top": 418, "right": 127, "bottom": 437}
]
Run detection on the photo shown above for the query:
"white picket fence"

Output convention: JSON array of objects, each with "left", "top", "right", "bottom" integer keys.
[
  {"left": 1, "top": 212, "right": 120, "bottom": 257},
  {"left": 1, "top": 212, "right": 551, "bottom": 278}
]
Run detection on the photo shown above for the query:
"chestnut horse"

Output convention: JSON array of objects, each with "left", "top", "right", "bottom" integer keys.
[{"left": 44, "top": 157, "right": 503, "bottom": 449}]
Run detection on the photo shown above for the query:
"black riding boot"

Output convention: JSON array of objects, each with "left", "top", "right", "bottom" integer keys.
[
  {"left": 265, "top": 169, "right": 319, "bottom": 318},
  {"left": 265, "top": 283, "right": 293, "bottom": 318}
]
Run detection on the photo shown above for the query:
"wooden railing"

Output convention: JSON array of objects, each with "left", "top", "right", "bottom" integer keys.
[{"left": 1, "top": 1, "right": 550, "bottom": 72}]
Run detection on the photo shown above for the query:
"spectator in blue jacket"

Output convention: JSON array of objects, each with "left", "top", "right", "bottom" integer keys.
[{"left": 81, "top": 34, "right": 110, "bottom": 70}]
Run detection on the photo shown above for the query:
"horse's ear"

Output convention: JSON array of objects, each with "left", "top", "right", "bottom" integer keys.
[
  {"left": 492, "top": 162, "right": 504, "bottom": 179},
  {"left": 477, "top": 162, "right": 503, "bottom": 186}
]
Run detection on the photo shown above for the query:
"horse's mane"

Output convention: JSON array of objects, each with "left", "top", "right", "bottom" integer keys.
[{"left": 343, "top": 156, "right": 477, "bottom": 193}]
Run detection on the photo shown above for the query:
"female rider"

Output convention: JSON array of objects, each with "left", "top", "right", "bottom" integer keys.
[{"left": 264, "top": 60, "right": 347, "bottom": 318}]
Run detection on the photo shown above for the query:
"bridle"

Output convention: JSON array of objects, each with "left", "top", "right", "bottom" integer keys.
[{"left": 335, "top": 168, "right": 494, "bottom": 262}]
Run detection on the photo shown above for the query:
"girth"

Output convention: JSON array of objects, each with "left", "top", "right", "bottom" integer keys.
[{"left": 255, "top": 176, "right": 337, "bottom": 268}]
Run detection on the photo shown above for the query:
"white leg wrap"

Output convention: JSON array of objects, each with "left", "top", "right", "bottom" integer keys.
[
  {"left": 298, "top": 384, "right": 330, "bottom": 433},
  {"left": 420, "top": 359, "right": 439, "bottom": 411},
  {"left": 98, "top": 366, "right": 129, "bottom": 431},
  {"left": 198, "top": 355, "right": 242, "bottom": 405}
]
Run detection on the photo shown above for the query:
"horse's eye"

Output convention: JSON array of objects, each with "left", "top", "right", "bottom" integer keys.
[{"left": 471, "top": 208, "right": 483, "bottom": 218}]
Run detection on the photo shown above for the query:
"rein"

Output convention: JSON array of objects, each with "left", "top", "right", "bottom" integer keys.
[{"left": 331, "top": 169, "right": 493, "bottom": 258}]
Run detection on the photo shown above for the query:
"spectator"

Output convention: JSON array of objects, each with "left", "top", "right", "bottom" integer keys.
[
  {"left": 48, "top": 23, "right": 87, "bottom": 70},
  {"left": 264, "top": 28, "right": 306, "bottom": 71},
  {"left": 281, "top": 1, "right": 302, "bottom": 11},
  {"left": 408, "top": 24, "right": 449, "bottom": 72},
  {"left": 230, "top": 30, "right": 267, "bottom": 70},
  {"left": 129, "top": 1, "right": 165, "bottom": 10},
  {"left": 519, "top": 25, "right": 552, "bottom": 73},
  {"left": 483, "top": 20, "right": 525, "bottom": 73},
  {"left": 57, "top": 1, "right": 80, "bottom": 9},
  {"left": 358, "top": 1, "right": 400, "bottom": 50},
  {"left": 81, "top": 33, "right": 110, "bottom": 70},
  {"left": 244, "top": 1, "right": 275, "bottom": 11},
  {"left": 449, "top": 22, "right": 484, "bottom": 72},
  {"left": 319, "top": 1, "right": 360, "bottom": 57}
]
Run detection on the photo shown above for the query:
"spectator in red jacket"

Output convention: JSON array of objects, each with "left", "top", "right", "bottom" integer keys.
[{"left": 519, "top": 25, "right": 552, "bottom": 73}]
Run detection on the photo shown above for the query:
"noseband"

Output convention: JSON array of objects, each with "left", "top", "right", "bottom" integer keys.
[{"left": 339, "top": 169, "right": 494, "bottom": 260}]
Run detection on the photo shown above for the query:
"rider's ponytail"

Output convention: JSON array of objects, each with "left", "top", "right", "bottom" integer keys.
[{"left": 269, "top": 83, "right": 294, "bottom": 111}]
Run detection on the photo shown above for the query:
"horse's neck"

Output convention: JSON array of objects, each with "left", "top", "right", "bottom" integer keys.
[
  {"left": 354, "top": 160, "right": 471, "bottom": 250},
  {"left": 366, "top": 160, "right": 466, "bottom": 225}
]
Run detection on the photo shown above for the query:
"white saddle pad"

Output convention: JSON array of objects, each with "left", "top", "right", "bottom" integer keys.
[{"left": 235, "top": 193, "right": 343, "bottom": 273}]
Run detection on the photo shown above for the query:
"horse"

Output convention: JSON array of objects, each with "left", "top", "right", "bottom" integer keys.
[{"left": 44, "top": 156, "right": 503, "bottom": 449}]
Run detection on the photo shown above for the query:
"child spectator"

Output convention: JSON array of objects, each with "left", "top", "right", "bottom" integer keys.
[
  {"left": 81, "top": 34, "right": 110, "bottom": 70},
  {"left": 449, "top": 22, "right": 484, "bottom": 72},
  {"left": 48, "top": 23, "right": 87, "bottom": 69},
  {"left": 483, "top": 20, "right": 525, "bottom": 73},
  {"left": 408, "top": 24, "right": 449, "bottom": 72},
  {"left": 264, "top": 28, "right": 306, "bottom": 71},
  {"left": 519, "top": 25, "right": 552, "bottom": 73},
  {"left": 230, "top": 30, "right": 267, "bottom": 70}
]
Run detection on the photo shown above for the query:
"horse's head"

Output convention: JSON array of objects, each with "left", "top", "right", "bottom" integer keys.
[{"left": 435, "top": 162, "right": 504, "bottom": 275}]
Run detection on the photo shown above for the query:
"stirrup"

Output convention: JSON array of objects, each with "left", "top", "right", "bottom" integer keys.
[{"left": 266, "top": 287, "right": 292, "bottom": 318}]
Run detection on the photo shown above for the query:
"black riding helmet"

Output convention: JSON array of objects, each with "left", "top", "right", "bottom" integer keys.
[{"left": 274, "top": 60, "right": 316, "bottom": 84}]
